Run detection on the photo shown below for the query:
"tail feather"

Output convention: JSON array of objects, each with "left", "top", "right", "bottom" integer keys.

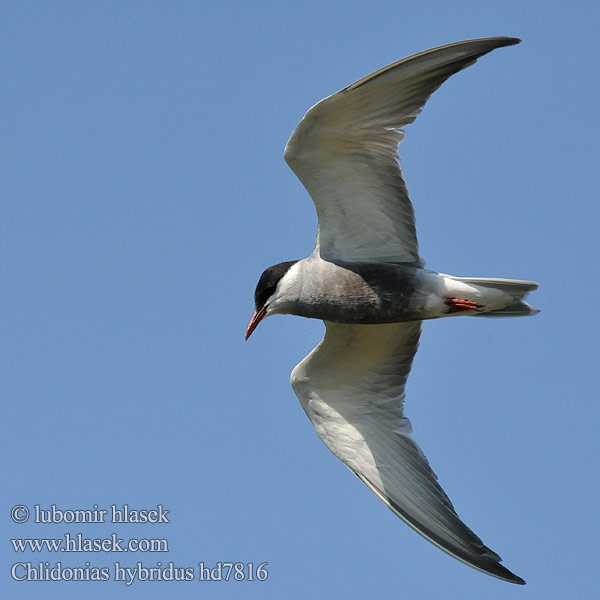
[
  {"left": 472, "top": 300, "right": 540, "bottom": 317},
  {"left": 450, "top": 277, "right": 539, "bottom": 296},
  {"left": 448, "top": 276, "right": 540, "bottom": 317}
]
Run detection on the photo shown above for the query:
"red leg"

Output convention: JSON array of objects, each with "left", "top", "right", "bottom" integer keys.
[{"left": 445, "top": 297, "right": 481, "bottom": 313}]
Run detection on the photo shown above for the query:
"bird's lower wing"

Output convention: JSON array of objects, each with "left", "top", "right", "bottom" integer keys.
[{"left": 291, "top": 321, "right": 524, "bottom": 584}]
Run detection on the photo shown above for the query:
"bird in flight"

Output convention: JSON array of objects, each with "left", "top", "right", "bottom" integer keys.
[{"left": 246, "top": 37, "right": 537, "bottom": 584}]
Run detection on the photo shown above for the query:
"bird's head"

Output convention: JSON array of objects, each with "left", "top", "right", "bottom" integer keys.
[{"left": 245, "top": 260, "right": 299, "bottom": 340}]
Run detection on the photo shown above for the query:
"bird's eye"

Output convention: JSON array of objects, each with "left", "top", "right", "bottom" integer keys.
[{"left": 256, "top": 283, "right": 277, "bottom": 308}]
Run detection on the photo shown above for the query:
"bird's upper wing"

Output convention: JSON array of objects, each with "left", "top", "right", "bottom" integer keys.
[
  {"left": 284, "top": 37, "right": 520, "bottom": 265},
  {"left": 291, "top": 321, "right": 524, "bottom": 584}
]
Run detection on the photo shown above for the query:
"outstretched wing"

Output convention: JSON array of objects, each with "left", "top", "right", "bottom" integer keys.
[
  {"left": 284, "top": 37, "right": 520, "bottom": 264},
  {"left": 291, "top": 321, "right": 524, "bottom": 584}
]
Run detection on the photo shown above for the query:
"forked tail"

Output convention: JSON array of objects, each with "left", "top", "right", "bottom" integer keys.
[{"left": 449, "top": 276, "right": 540, "bottom": 317}]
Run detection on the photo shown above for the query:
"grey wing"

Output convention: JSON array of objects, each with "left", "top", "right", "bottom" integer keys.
[
  {"left": 291, "top": 321, "right": 524, "bottom": 584},
  {"left": 284, "top": 37, "right": 520, "bottom": 264}
]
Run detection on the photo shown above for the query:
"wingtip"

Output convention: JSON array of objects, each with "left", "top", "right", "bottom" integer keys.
[
  {"left": 503, "top": 36, "right": 522, "bottom": 46},
  {"left": 484, "top": 560, "right": 526, "bottom": 585},
  {"left": 497, "top": 568, "right": 526, "bottom": 585},
  {"left": 474, "top": 36, "right": 521, "bottom": 52},
  {"left": 464, "top": 36, "right": 521, "bottom": 51},
  {"left": 480, "top": 36, "right": 521, "bottom": 46},
  {"left": 448, "top": 543, "right": 526, "bottom": 584}
]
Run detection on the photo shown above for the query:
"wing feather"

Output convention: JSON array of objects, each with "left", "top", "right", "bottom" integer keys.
[
  {"left": 284, "top": 37, "right": 520, "bottom": 264},
  {"left": 291, "top": 321, "right": 524, "bottom": 584}
]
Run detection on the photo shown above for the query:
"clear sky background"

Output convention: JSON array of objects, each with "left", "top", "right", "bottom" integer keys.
[{"left": 3, "top": 2, "right": 599, "bottom": 599}]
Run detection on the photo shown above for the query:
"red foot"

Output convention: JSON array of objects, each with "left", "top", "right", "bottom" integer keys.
[{"left": 445, "top": 297, "right": 481, "bottom": 313}]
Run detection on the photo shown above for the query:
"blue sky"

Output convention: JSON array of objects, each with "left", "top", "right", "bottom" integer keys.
[{"left": 3, "top": 1, "right": 599, "bottom": 598}]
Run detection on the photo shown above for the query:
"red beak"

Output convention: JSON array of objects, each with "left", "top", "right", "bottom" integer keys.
[{"left": 245, "top": 307, "right": 267, "bottom": 340}]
